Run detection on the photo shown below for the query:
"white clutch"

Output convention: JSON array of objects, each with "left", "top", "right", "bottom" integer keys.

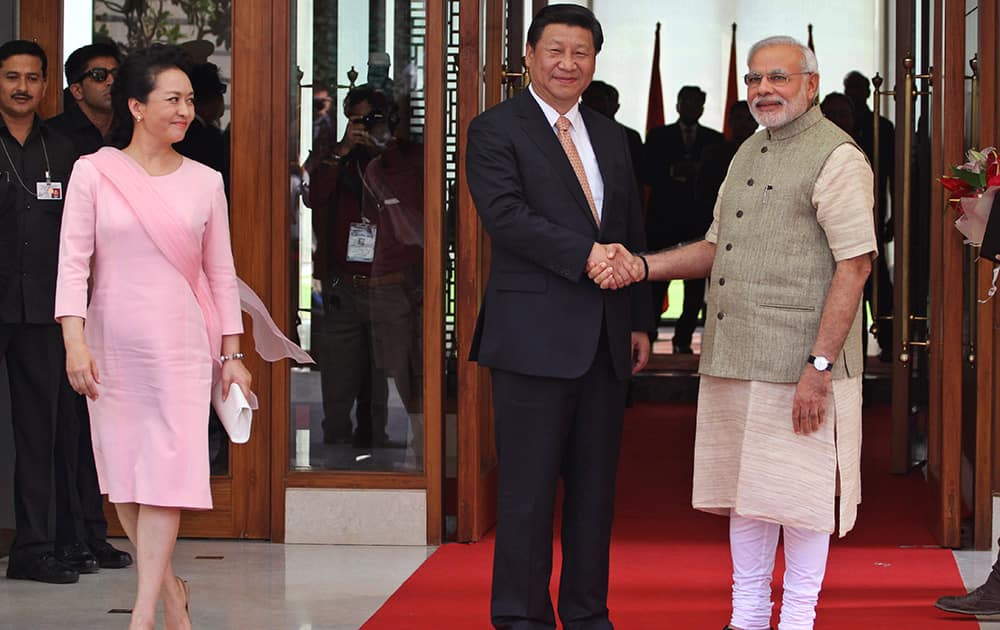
[{"left": 211, "top": 382, "right": 259, "bottom": 444}]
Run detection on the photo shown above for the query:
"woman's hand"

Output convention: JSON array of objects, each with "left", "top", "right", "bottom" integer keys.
[
  {"left": 66, "top": 342, "right": 100, "bottom": 400},
  {"left": 221, "top": 358, "right": 253, "bottom": 401}
]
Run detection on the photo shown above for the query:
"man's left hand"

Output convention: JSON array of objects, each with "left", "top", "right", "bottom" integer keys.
[
  {"left": 631, "top": 332, "right": 650, "bottom": 374},
  {"left": 792, "top": 366, "right": 831, "bottom": 435}
]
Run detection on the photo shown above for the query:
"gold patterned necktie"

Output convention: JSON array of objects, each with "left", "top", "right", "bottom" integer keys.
[{"left": 555, "top": 115, "right": 600, "bottom": 227}]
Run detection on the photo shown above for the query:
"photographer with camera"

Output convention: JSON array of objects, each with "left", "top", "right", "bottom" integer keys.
[{"left": 305, "top": 84, "right": 423, "bottom": 457}]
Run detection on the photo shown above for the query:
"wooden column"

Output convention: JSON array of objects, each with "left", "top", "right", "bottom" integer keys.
[
  {"left": 456, "top": 0, "right": 490, "bottom": 544},
  {"left": 973, "top": 0, "right": 996, "bottom": 550},
  {"left": 424, "top": 0, "right": 446, "bottom": 547},
  {"left": 926, "top": 0, "right": 964, "bottom": 548},
  {"left": 18, "top": 0, "right": 61, "bottom": 118}
]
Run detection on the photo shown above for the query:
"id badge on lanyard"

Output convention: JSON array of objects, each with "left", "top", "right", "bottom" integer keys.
[
  {"left": 346, "top": 219, "right": 377, "bottom": 263},
  {"left": 36, "top": 180, "right": 63, "bottom": 200}
]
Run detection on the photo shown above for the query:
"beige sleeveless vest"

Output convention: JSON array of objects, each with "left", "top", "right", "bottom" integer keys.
[{"left": 699, "top": 106, "right": 864, "bottom": 383}]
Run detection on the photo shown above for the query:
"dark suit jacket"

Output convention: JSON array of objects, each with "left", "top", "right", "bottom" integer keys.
[
  {"left": 466, "top": 91, "right": 652, "bottom": 381},
  {"left": 174, "top": 118, "right": 227, "bottom": 176},
  {"left": 46, "top": 98, "right": 105, "bottom": 159},
  {"left": 643, "top": 122, "right": 724, "bottom": 248},
  {"left": 853, "top": 106, "right": 894, "bottom": 230}
]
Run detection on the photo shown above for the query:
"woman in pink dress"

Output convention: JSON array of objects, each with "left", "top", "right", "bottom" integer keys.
[{"left": 55, "top": 45, "right": 251, "bottom": 630}]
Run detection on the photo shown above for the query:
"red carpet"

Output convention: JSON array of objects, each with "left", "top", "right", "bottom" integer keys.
[{"left": 363, "top": 403, "right": 968, "bottom": 628}]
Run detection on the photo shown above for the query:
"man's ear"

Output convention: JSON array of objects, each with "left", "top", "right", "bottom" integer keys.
[
  {"left": 806, "top": 73, "right": 820, "bottom": 103},
  {"left": 69, "top": 83, "right": 85, "bottom": 102}
]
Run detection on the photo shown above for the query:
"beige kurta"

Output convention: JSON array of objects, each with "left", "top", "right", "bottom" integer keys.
[{"left": 694, "top": 144, "right": 876, "bottom": 537}]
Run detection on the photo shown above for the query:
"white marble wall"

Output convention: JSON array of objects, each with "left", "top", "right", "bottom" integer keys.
[{"left": 285, "top": 488, "right": 427, "bottom": 546}]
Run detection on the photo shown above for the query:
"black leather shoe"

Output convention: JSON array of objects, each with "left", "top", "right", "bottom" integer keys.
[
  {"left": 88, "top": 540, "right": 133, "bottom": 569},
  {"left": 936, "top": 571, "right": 1000, "bottom": 615},
  {"left": 673, "top": 341, "right": 693, "bottom": 354},
  {"left": 6, "top": 552, "right": 79, "bottom": 584},
  {"left": 54, "top": 543, "right": 99, "bottom": 574}
]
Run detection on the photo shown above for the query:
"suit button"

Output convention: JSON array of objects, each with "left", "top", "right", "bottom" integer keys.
[
  {"left": 747, "top": 178, "right": 754, "bottom": 186},
  {"left": 717, "top": 312, "right": 724, "bottom": 320},
  {"left": 736, "top": 210, "right": 744, "bottom": 218},
  {"left": 761, "top": 146, "right": 768, "bottom": 153},
  {"left": 725, "top": 243, "right": 733, "bottom": 251},
  {"left": 719, "top": 278, "right": 725, "bottom": 286}
]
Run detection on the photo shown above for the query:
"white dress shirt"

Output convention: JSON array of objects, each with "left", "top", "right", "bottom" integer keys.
[{"left": 529, "top": 85, "right": 605, "bottom": 220}]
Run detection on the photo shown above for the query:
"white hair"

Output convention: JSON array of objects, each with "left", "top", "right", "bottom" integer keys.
[{"left": 747, "top": 36, "right": 819, "bottom": 74}]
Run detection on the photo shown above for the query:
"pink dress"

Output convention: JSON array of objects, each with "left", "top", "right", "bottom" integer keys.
[{"left": 55, "top": 149, "right": 243, "bottom": 509}]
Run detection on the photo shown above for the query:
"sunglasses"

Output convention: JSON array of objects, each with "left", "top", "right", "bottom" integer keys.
[{"left": 76, "top": 67, "right": 115, "bottom": 84}]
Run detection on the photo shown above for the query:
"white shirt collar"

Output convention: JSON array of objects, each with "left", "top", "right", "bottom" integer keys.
[{"left": 529, "top": 84, "right": 582, "bottom": 132}]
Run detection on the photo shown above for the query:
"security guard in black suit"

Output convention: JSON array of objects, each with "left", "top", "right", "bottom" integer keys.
[
  {"left": 0, "top": 40, "right": 79, "bottom": 584},
  {"left": 46, "top": 42, "right": 134, "bottom": 574}
]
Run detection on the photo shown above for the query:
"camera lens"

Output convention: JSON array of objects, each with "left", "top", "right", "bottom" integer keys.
[{"left": 361, "top": 112, "right": 386, "bottom": 129}]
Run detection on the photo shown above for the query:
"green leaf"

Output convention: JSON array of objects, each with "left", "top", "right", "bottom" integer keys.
[{"left": 951, "top": 166, "right": 987, "bottom": 190}]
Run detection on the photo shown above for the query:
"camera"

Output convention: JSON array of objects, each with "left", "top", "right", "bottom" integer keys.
[{"left": 359, "top": 111, "right": 386, "bottom": 130}]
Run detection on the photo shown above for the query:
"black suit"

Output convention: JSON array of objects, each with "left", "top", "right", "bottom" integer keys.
[
  {"left": 643, "top": 122, "right": 723, "bottom": 346},
  {"left": 853, "top": 105, "right": 895, "bottom": 355},
  {"left": 46, "top": 105, "right": 112, "bottom": 550},
  {"left": 0, "top": 118, "right": 76, "bottom": 560},
  {"left": 467, "top": 90, "right": 652, "bottom": 630}
]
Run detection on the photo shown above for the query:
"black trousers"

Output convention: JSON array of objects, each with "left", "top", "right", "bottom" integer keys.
[
  {"left": 0, "top": 323, "right": 62, "bottom": 559},
  {"left": 649, "top": 278, "right": 705, "bottom": 348},
  {"left": 54, "top": 373, "right": 108, "bottom": 547},
  {"left": 862, "top": 247, "right": 894, "bottom": 357},
  {"left": 490, "top": 331, "right": 627, "bottom": 630},
  {"left": 673, "top": 278, "right": 706, "bottom": 349}
]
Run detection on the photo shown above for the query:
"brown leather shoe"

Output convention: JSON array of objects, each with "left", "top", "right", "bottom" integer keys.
[{"left": 936, "top": 571, "right": 1000, "bottom": 615}]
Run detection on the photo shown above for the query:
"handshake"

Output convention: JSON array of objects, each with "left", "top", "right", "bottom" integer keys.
[{"left": 586, "top": 243, "right": 647, "bottom": 290}]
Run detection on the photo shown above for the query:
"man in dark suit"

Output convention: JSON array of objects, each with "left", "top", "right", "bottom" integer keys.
[
  {"left": 0, "top": 40, "right": 78, "bottom": 584},
  {"left": 582, "top": 80, "right": 643, "bottom": 194},
  {"left": 844, "top": 71, "right": 894, "bottom": 361},
  {"left": 174, "top": 61, "right": 228, "bottom": 178},
  {"left": 644, "top": 85, "right": 723, "bottom": 352},
  {"left": 46, "top": 42, "right": 134, "bottom": 575},
  {"left": 466, "top": 5, "right": 652, "bottom": 629}
]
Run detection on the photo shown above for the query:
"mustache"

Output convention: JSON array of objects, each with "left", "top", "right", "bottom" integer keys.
[
  {"left": 752, "top": 95, "right": 786, "bottom": 108},
  {"left": 11, "top": 92, "right": 32, "bottom": 100}
]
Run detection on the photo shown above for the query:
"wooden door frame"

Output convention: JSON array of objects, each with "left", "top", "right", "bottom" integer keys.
[
  {"left": 925, "top": 0, "right": 965, "bottom": 549},
  {"left": 18, "top": 1, "right": 62, "bottom": 119},
  {"left": 456, "top": 0, "right": 498, "bottom": 544},
  {"left": 268, "top": 0, "right": 446, "bottom": 546},
  {"left": 25, "top": 0, "right": 275, "bottom": 539},
  {"left": 973, "top": 0, "right": 998, "bottom": 551}
]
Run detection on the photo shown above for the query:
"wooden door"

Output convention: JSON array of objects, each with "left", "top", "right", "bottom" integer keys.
[
  {"left": 70, "top": 0, "right": 276, "bottom": 539},
  {"left": 455, "top": 0, "right": 529, "bottom": 542},
  {"left": 923, "top": 0, "right": 972, "bottom": 548}
]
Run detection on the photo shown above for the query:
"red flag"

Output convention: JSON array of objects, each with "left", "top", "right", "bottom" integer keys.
[
  {"left": 807, "top": 24, "right": 815, "bottom": 52},
  {"left": 722, "top": 23, "right": 738, "bottom": 141},
  {"left": 645, "top": 23, "right": 665, "bottom": 136}
]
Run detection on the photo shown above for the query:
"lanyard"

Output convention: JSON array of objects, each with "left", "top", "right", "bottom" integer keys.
[{"left": 0, "top": 131, "right": 52, "bottom": 199}]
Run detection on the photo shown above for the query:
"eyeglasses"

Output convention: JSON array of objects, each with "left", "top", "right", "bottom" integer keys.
[
  {"left": 743, "top": 71, "right": 813, "bottom": 87},
  {"left": 76, "top": 67, "right": 115, "bottom": 84}
]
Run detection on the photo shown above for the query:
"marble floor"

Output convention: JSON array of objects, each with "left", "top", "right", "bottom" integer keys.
[
  {"left": 0, "top": 539, "right": 434, "bottom": 630},
  {"left": 954, "top": 548, "right": 1000, "bottom": 629},
  {"left": 2, "top": 540, "right": 999, "bottom": 629}
]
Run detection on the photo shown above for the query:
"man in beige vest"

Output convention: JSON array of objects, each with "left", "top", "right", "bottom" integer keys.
[{"left": 590, "top": 36, "right": 875, "bottom": 630}]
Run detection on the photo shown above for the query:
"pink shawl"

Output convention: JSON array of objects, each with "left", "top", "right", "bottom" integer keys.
[{"left": 84, "top": 148, "right": 313, "bottom": 368}]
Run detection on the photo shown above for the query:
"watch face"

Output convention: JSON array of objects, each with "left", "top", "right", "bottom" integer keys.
[{"left": 814, "top": 356, "right": 830, "bottom": 371}]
